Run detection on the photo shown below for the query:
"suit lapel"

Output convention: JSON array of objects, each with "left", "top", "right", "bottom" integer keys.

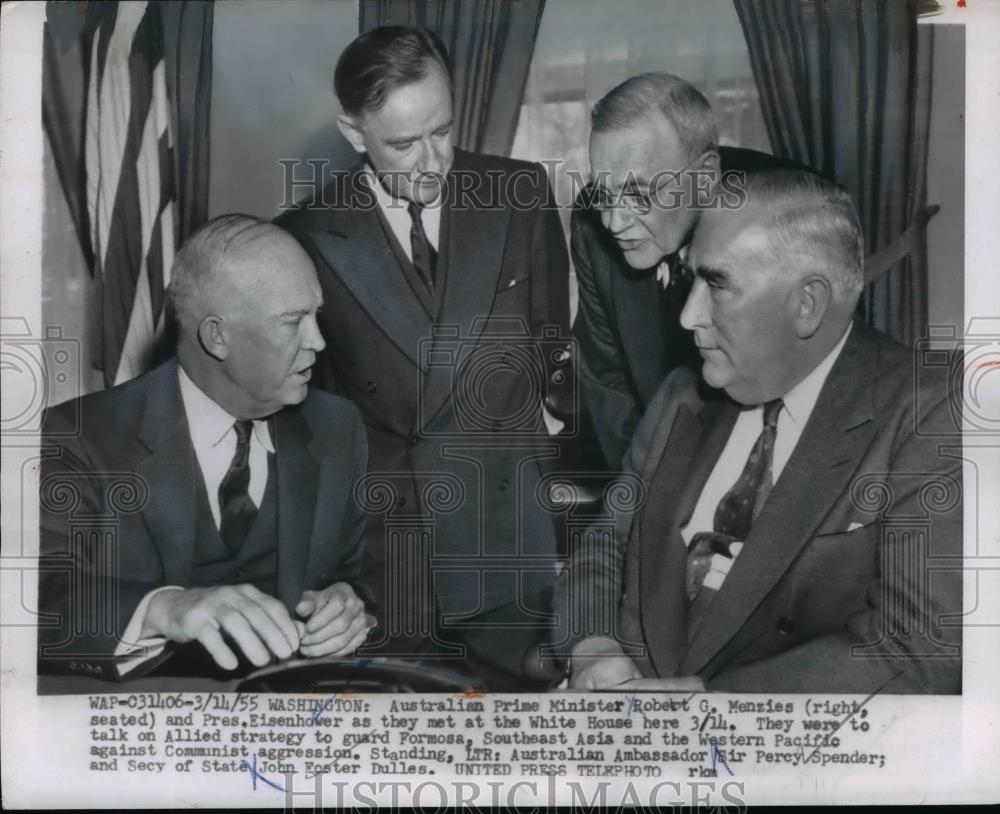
[
  {"left": 372, "top": 198, "right": 436, "bottom": 319},
  {"left": 271, "top": 405, "right": 321, "bottom": 609},
  {"left": 681, "top": 324, "right": 881, "bottom": 675},
  {"left": 308, "top": 171, "right": 431, "bottom": 370},
  {"left": 638, "top": 394, "right": 739, "bottom": 676},
  {"left": 136, "top": 360, "right": 198, "bottom": 587},
  {"left": 421, "top": 150, "right": 510, "bottom": 426}
]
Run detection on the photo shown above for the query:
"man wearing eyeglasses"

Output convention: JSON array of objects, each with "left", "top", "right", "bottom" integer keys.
[{"left": 573, "top": 72, "right": 800, "bottom": 469}]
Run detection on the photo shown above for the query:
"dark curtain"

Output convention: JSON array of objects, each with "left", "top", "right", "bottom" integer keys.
[
  {"left": 733, "top": 0, "right": 936, "bottom": 345},
  {"left": 159, "top": 1, "right": 214, "bottom": 242},
  {"left": 360, "top": 0, "right": 546, "bottom": 156}
]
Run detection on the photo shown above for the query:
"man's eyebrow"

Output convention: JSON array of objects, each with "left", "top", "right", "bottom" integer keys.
[
  {"left": 694, "top": 265, "right": 732, "bottom": 286},
  {"left": 384, "top": 120, "right": 453, "bottom": 147},
  {"left": 621, "top": 175, "right": 653, "bottom": 191},
  {"left": 384, "top": 135, "right": 419, "bottom": 147}
]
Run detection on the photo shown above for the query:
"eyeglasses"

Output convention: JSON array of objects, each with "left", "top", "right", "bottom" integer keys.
[{"left": 589, "top": 151, "right": 707, "bottom": 216}]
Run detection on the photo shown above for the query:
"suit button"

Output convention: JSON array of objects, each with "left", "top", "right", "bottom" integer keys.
[
  {"left": 235, "top": 568, "right": 246, "bottom": 579},
  {"left": 499, "top": 479, "right": 509, "bottom": 491},
  {"left": 776, "top": 617, "right": 795, "bottom": 636},
  {"left": 409, "top": 434, "right": 420, "bottom": 446},
  {"left": 366, "top": 380, "right": 377, "bottom": 393}
]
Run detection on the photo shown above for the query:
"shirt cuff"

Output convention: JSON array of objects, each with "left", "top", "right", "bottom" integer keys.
[{"left": 114, "top": 586, "right": 183, "bottom": 677}]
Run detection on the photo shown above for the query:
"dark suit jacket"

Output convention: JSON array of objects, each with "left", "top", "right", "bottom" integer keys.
[
  {"left": 37, "top": 359, "right": 370, "bottom": 679},
  {"left": 572, "top": 146, "right": 814, "bottom": 468},
  {"left": 559, "top": 320, "right": 962, "bottom": 693},
  {"left": 276, "top": 148, "right": 570, "bottom": 621}
]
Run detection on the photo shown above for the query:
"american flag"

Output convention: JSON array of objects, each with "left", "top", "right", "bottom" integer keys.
[
  {"left": 43, "top": 0, "right": 211, "bottom": 388},
  {"left": 86, "top": 1, "right": 175, "bottom": 385}
]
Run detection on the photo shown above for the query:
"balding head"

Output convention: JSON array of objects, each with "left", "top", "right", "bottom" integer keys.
[
  {"left": 737, "top": 170, "right": 864, "bottom": 303},
  {"left": 591, "top": 72, "right": 718, "bottom": 157},
  {"left": 170, "top": 215, "right": 292, "bottom": 337},
  {"left": 588, "top": 73, "right": 721, "bottom": 269},
  {"left": 169, "top": 214, "right": 326, "bottom": 418},
  {"left": 682, "top": 169, "right": 863, "bottom": 405}
]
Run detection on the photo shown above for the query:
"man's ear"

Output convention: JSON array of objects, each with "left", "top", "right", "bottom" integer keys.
[
  {"left": 795, "top": 275, "right": 833, "bottom": 338},
  {"left": 336, "top": 113, "right": 367, "bottom": 155},
  {"left": 698, "top": 148, "right": 721, "bottom": 181},
  {"left": 198, "top": 316, "right": 229, "bottom": 361}
]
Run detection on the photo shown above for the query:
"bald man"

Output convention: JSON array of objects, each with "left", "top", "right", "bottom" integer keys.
[
  {"left": 561, "top": 170, "right": 962, "bottom": 694},
  {"left": 38, "top": 215, "right": 371, "bottom": 680}
]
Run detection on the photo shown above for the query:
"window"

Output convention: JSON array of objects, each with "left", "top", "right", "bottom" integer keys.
[{"left": 511, "top": 0, "right": 769, "bottom": 316}]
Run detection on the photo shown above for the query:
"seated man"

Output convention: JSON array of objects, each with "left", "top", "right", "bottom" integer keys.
[
  {"left": 38, "top": 215, "right": 372, "bottom": 680},
  {"left": 560, "top": 170, "right": 962, "bottom": 694}
]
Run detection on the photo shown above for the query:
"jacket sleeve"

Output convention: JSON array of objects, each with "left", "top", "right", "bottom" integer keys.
[
  {"left": 327, "top": 403, "right": 373, "bottom": 610},
  {"left": 570, "top": 204, "right": 641, "bottom": 469},
  {"left": 553, "top": 368, "right": 694, "bottom": 658},
  {"left": 37, "top": 405, "right": 162, "bottom": 678}
]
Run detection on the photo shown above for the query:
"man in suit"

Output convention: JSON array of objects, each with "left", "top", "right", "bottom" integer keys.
[
  {"left": 561, "top": 170, "right": 962, "bottom": 694},
  {"left": 574, "top": 73, "right": 804, "bottom": 468},
  {"left": 276, "top": 26, "right": 570, "bottom": 689},
  {"left": 38, "top": 215, "right": 371, "bottom": 680}
]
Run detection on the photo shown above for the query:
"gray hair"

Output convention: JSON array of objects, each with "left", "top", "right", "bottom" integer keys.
[
  {"left": 169, "top": 214, "right": 288, "bottom": 335},
  {"left": 591, "top": 72, "right": 718, "bottom": 158},
  {"left": 742, "top": 169, "right": 865, "bottom": 300}
]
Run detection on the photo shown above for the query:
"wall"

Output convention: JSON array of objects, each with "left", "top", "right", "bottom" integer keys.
[{"left": 208, "top": 0, "right": 360, "bottom": 219}]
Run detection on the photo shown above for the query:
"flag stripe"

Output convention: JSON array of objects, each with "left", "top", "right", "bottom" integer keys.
[
  {"left": 97, "top": 1, "right": 176, "bottom": 384},
  {"left": 92, "top": 1, "right": 146, "bottom": 271},
  {"left": 149, "top": 130, "right": 176, "bottom": 323}
]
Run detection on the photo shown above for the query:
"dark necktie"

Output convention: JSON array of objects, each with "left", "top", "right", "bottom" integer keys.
[
  {"left": 687, "top": 398, "right": 784, "bottom": 605},
  {"left": 407, "top": 200, "right": 437, "bottom": 293},
  {"left": 219, "top": 419, "right": 257, "bottom": 553},
  {"left": 662, "top": 251, "right": 693, "bottom": 310}
]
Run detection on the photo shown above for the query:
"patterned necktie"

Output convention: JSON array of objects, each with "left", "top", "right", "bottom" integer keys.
[
  {"left": 687, "top": 398, "right": 784, "bottom": 604},
  {"left": 407, "top": 200, "right": 437, "bottom": 293},
  {"left": 219, "top": 419, "right": 258, "bottom": 553}
]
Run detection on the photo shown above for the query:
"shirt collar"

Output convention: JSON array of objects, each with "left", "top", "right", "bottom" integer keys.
[
  {"left": 780, "top": 323, "right": 852, "bottom": 426},
  {"left": 177, "top": 365, "right": 275, "bottom": 452},
  {"left": 363, "top": 163, "right": 443, "bottom": 211}
]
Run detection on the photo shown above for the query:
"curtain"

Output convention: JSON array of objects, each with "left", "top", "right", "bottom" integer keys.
[
  {"left": 42, "top": 0, "right": 213, "bottom": 386},
  {"left": 733, "top": 0, "right": 936, "bottom": 345},
  {"left": 359, "top": 0, "right": 546, "bottom": 156}
]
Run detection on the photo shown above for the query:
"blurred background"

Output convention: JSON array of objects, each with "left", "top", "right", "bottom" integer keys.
[{"left": 42, "top": 0, "right": 963, "bottom": 401}]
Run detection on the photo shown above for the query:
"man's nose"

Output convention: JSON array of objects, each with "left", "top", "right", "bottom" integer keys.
[
  {"left": 302, "top": 314, "right": 326, "bottom": 353},
  {"left": 416, "top": 137, "right": 443, "bottom": 177},
  {"left": 679, "top": 278, "right": 709, "bottom": 331},
  {"left": 601, "top": 203, "right": 633, "bottom": 236}
]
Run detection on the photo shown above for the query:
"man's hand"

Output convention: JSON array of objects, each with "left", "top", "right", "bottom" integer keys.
[
  {"left": 143, "top": 585, "right": 300, "bottom": 670},
  {"left": 569, "top": 636, "right": 641, "bottom": 689},
  {"left": 295, "top": 582, "right": 370, "bottom": 658}
]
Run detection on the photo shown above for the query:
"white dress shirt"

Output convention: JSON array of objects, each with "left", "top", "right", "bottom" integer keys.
[
  {"left": 177, "top": 365, "right": 274, "bottom": 525},
  {"left": 114, "top": 367, "right": 275, "bottom": 673},
  {"left": 680, "top": 326, "right": 852, "bottom": 588},
  {"left": 364, "top": 165, "right": 442, "bottom": 261}
]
